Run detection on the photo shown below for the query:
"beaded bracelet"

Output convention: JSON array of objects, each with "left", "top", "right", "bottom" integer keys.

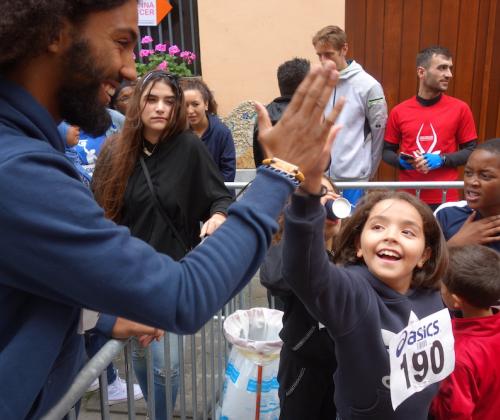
[
  {"left": 262, "top": 158, "right": 305, "bottom": 186},
  {"left": 262, "top": 164, "right": 301, "bottom": 187}
]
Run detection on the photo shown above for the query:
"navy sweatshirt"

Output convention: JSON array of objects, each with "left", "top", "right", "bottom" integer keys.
[
  {"left": 0, "top": 77, "right": 293, "bottom": 419},
  {"left": 283, "top": 193, "right": 444, "bottom": 420},
  {"left": 200, "top": 113, "right": 236, "bottom": 182}
]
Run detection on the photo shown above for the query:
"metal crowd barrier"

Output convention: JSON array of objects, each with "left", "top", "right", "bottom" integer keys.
[{"left": 42, "top": 181, "right": 464, "bottom": 420}]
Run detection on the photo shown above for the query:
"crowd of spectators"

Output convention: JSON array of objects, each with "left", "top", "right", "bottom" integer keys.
[{"left": 0, "top": 3, "right": 499, "bottom": 420}]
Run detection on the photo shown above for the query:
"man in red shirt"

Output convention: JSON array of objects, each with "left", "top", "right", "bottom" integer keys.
[{"left": 383, "top": 46, "right": 477, "bottom": 209}]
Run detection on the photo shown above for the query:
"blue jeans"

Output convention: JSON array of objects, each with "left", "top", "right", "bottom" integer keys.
[{"left": 132, "top": 333, "right": 180, "bottom": 420}]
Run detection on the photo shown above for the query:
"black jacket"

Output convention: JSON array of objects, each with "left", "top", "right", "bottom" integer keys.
[
  {"left": 121, "top": 131, "right": 233, "bottom": 260},
  {"left": 253, "top": 96, "right": 291, "bottom": 167}
]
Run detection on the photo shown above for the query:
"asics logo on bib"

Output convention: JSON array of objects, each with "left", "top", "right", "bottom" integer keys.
[{"left": 396, "top": 320, "right": 440, "bottom": 357}]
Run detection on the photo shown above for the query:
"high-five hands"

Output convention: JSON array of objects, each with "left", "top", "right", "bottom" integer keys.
[{"left": 255, "top": 61, "right": 344, "bottom": 194}]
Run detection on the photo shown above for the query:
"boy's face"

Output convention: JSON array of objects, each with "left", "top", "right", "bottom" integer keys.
[{"left": 463, "top": 150, "right": 500, "bottom": 216}]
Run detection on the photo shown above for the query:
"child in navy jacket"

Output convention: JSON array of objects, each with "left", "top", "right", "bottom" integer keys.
[{"left": 283, "top": 190, "right": 449, "bottom": 420}]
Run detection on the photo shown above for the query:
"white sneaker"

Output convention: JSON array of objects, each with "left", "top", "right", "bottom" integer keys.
[
  {"left": 107, "top": 374, "right": 143, "bottom": 405},
  {"left": 87, "top": 378, "right": 100, "bottom": 393}
]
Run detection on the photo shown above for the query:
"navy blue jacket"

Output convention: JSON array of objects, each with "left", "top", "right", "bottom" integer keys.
[
  {"left": 0, "top": 77, "right": 292, "bottom": 419},
  {"left": 200, "top": 113, "right": 236, "bottom": 182}
]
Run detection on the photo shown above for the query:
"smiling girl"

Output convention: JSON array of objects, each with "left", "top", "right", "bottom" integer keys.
[{"left": 283, "top": 190, "right": 449, "bottom": 419}]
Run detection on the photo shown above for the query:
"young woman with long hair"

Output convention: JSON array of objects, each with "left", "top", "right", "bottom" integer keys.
[{"left": 93, "top": 70, "right": 233, "bottom": 418}]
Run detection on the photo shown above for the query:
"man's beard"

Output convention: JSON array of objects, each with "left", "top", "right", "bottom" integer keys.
[{"left": 57, "top": 39, "right": 112, "bottom": 136}]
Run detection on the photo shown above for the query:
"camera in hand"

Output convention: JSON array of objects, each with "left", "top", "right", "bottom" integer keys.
[{"left": 325, "top": 197, "right": 352, "bottom": 221}]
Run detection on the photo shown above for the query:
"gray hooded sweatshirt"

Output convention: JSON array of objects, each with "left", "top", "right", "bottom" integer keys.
[{"left": 325, "top": 60, "right": 387, "bottom": 181}]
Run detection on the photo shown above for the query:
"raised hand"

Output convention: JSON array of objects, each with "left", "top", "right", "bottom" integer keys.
[
  {"left": 256, "top": 62, "right": 344, "bottom": 194},
  {"left": 448, "top": 211, "right": 500, "bottom": 247}
]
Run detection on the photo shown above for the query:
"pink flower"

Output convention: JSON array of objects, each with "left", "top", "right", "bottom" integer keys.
[
  {"left": 132, "top": 52, "right": 136, "bottom": 60},
  {"left": 157, "top": 60, "right": 168, "bottom": 71},
  {"left": 180, "top": 51, "right": 196, "bottom": 64},
  {"left": 139, "top": 49, "right": 151, "bottom": 57},
  {"left": 168, "top": 45, "right": 180, "bottom": 56},
  {"left": 155, "top": 43, "right": 167, "bottom": 52},
  {"left": 141, "top": 35, "right": 153, "bottom": 44}
]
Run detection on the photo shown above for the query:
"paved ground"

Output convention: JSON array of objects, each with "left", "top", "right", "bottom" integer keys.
[{"left": 79, "top": 272, "right": 269, "bottom": 419}]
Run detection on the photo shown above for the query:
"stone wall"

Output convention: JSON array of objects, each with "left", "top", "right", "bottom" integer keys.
[{"left": 222, "top": 100, "right": 257, "bottom": 169}]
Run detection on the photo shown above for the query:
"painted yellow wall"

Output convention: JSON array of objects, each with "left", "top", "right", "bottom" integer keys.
[{"left": 197, "top": 0, "right": 345, "bottom": 116}]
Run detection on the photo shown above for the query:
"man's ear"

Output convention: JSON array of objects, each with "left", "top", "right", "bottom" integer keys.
[
  {"left": 417, "top": 247, "right": 431, "bottom": 268},
  {"left": 47, "top": 19, "right": 73, "bottom": 54},
  {"left": 416, "top": 66, "right": 426, "bottom": 80}
]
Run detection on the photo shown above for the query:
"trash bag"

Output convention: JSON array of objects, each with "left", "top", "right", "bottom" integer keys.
[{"left": 219, "top": 307, "right": 283, "bottom": 420}]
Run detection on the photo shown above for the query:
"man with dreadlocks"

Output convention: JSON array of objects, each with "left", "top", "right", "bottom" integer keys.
[{"left": 0, "top": 1, "right": 344, "bottom": 417}]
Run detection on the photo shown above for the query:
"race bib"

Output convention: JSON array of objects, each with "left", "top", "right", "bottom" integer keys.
[{"left": 388, "top": 308, "right": 455, "bottom": 410}]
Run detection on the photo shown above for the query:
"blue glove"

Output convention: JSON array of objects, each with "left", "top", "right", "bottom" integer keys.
[
  {"left": 399, "top": 157, "right": 414, "bottom": 170},
  {"left": 423, "top": 153, "right": 444, "bottom": 170}
]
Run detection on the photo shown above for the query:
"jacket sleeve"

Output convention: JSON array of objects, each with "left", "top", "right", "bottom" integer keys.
[
  {"left": 259, "top": 241, "right": 292, "bottom": 297},
  {"left": 0, "top": 151, "right": 294, "bottom": 334},
  {"left": 382, "top": 141, "right": 401, "bottom": 169},
  {"left": 219, "top": 127, "right": 236, "bottom": 182},
  {"left": 366, "top": 83, "right": 388, "bottom": 178},
  {"left": 94, "top": 314, "right": 117, "bottom": 337},
  {"left": 282, "top": 193, "right": 371, "bottom": 336},
  {"left": 430, "top": 362, "right": 476, "bottom": 419}
]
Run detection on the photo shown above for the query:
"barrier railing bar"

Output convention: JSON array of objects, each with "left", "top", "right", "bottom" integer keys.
[
  {"left": 210, "top": 318, "right": 216, "bottom": 417},
  {"left": 191, "top": 334, "right": 198, "bottom": 420},
  {"left": 179, "top": 335, "right": 187, "bottom": 419},
  {"left": 98, "top": 370, "right": 110, "bottom": 419},
  {"left": 225, "top": 181, "right": 464, "bottom": 190},
  {"left": 124, "top": 341, "right": 137, "bottom": 420},
  {"left": 41, "top": 339, "right": 127, "bottom": 420},
  {"left": 146, "top": 344, "right": 156, "bottom": 420},
  {"left": 201, "top": 325, "right": 208, "bottom": 420},
  {"left": 164, "top": 332, "right": 174, "bottom": 420}
]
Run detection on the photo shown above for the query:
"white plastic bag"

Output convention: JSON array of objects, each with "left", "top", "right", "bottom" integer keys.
[{"left": 219, "top": 307, "right": 283, "bottom": 420}]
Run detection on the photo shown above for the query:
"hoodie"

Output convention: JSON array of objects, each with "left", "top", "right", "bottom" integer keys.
[
  {"left": 324, "top": 61, "right": 387, "bottom": 181},
  {"left": 0, "top": 77, "right": 293, "bottom": 419},
  {"left": 201, "top": 113, "right": 236, "bottom": 182}
]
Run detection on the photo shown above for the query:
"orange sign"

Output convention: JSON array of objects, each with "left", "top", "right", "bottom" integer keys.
[{"left": 138, "top": 0, "right": 173, "bottom": 26}]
